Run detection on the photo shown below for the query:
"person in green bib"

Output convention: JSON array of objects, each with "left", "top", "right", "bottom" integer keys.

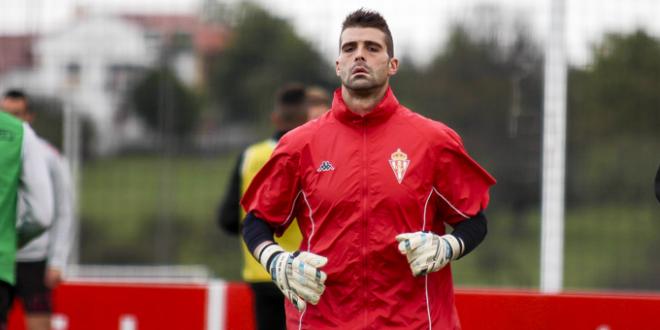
[
  {"left": 3, "top": 89, "right": 75, "bottom": 330},
  {"left": 0, "top": 107, "right": 53, "bottom": 330},
  {"left": 217, "top": 84, "right": 323, "bottom": 330}
]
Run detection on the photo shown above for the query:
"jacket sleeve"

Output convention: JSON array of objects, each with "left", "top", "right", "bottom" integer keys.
[
  {"left": 47, "top": 153, "right": 75, "bottom": 271},
  {"left": 240, "top": 135, "right": 301, "bottom": 235},
  {"left": 217, "top": 153, "right": 243, "bottom": 235},
  {"left": 17, "top": 124, "right": 54, "bottom": 245},
  {"left": 434, "top": 129, "right": 496, "bottom": 225}
]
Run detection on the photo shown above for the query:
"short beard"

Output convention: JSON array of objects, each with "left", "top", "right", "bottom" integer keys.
[{"left": 343, "top": 77, "right": 383, "bottom": 95}]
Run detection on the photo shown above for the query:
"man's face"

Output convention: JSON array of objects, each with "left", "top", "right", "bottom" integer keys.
[
  {"left": 336, "top": 27, "right": 398, "bottom": 92},
  {"left": 0, "top": 97, "right": 31, "bottom": 122},
  {"left": 272, "top": 105, "right": 308, "bottom": 132},
  {"left": 307, "top": 105, "right": 328, "bottom": 120}
]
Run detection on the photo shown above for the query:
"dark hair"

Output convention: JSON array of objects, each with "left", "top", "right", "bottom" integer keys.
[
  {"left": 341, "top": 9, "right": 394, "bottom": 57},
  {"left": 2, "top": 88, "right": 30, "bottom": 111},
  {"left": 275, "top": 83, "right": 307, "bottom": 123},
  {"left": 3, "top": 89, "right": 27, "bottom": 100},
  {"left": 277, "top": 84, "right": 306, "bottom": 107}
]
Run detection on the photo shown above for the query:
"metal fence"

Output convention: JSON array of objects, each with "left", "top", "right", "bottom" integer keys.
[{"left": 1, "top": 0, "right": 659, "bottom": 291}]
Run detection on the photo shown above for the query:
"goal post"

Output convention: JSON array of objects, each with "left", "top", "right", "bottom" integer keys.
[{"left": 540, "top": 0, "right": 567, "bottom": 294}]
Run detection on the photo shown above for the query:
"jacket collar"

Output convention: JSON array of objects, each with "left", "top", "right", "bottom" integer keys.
[{"left": 331, "top": 86, "right": 399, "bottom": 126}]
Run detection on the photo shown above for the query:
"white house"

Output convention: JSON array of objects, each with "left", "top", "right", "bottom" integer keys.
[
  {"left": 0, "top": 15, "right": 153, "bottom": 154},
  {"left": 1, "top": 12, "right": 228, "bottom": 154},
  {"left": 34, "top": 15, "right": 154, "bottom": 154}
]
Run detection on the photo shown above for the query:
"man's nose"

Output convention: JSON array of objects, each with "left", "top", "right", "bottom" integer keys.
[{"left": 353, "top": 46, "right": 366, "bottom": 62}]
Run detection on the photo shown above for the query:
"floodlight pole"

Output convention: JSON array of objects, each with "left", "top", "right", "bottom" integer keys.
[{"left": 541, "top": 0, "right": 567, "bottom": 293}]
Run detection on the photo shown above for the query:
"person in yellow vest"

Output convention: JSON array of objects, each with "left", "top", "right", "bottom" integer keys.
[{"left": 217, "top": 83, "right": 310, "bottom": 330}]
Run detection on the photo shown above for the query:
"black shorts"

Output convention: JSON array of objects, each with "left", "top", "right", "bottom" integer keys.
[
  {"left": 0, "top": 280, "right": 12, "bottom": 325},
  {"left": 13, "top": 260, "right": 52, "bottom": 314},
  {"left": 249, "top": 282, "right": 285, "bottom": 330}
]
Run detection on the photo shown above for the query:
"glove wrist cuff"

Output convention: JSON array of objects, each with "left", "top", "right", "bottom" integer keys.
[
  {"left": 257, "top": 243, "right": 285, "bottom": 271},
  {"left": 442, "top": 234, "right": 464, "bottom": 260}
]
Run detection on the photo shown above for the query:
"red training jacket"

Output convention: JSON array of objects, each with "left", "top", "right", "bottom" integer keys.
[{"left": 242, "top": 87, "right": 496, "bottom": 330}]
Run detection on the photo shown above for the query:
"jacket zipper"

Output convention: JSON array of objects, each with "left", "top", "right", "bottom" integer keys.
[{"left": 362, "top": 119, "right": 368, "bottom": 329}]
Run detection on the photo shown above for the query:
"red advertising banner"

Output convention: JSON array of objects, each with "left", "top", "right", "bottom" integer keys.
[{"left": 8, "top": 283, "right": 660, "bottom": 330}]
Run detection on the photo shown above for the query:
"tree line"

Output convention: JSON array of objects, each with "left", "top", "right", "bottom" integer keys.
[{"left": 128, "top": 3, "right": 659, "bottom": 211}]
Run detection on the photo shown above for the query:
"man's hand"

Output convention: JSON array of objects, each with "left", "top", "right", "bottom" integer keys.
[
  {"left": 45, "top": 267, "right": 63, "bottom": 288},
  {"left": 256, "top": 243, "right": 328, "bottom": 311},
  {"left": 395, "top": 232, "right": 464, "bottom": 276}
]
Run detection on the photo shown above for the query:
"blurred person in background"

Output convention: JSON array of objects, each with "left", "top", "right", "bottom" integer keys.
[
  {"left": 2, "top": 90, "right": 73, "bottom": 330},
  {"left": 305, "top": 86, "right": 331, "bottom": 120},
  {"left": 0, "top": 94, "right": 53, "bottom": 330},
  {"left": 217, "top": 83, "right": 309, "bottom": 330},
  {"left": 240, "top": 9, "right": 495, "bottom": 329}
]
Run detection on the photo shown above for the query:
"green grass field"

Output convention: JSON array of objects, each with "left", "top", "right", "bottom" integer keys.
[
  {"left": 79, "top": 155, "right": 660, "bottom": 289},
  {"left": 79, "top": 154, "right": 244, "bottom": 279},
  {"left": 453, "top": 204, "right": 660, "bottom": 290}
]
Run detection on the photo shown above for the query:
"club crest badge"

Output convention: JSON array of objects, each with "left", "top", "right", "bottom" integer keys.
[{"left": 389, "top": 148, "right": 410, "bottom": 184}]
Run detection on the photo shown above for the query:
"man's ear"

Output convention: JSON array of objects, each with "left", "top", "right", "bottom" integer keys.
[{"left": 388, "top": 57, "right": 399, "bottom": 77}]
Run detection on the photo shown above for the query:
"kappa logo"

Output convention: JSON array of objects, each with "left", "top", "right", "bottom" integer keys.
[
  {"left": 317, "top": 161, "right": 335, "bottom": 172},
  {"left": 389, "top": 148, "right": 410, "bottom": 184}
]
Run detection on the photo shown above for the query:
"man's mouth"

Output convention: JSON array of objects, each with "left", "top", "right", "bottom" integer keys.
[{"left": 352, "top": 66, "right": 368, "bottom": 75}]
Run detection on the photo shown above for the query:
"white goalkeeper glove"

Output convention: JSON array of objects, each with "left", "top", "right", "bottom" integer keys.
[
  {"left": 395, "top": 232, "right": 464, "bottom": 276},
  {"left": 256, "top": 243, "right": 328, "bottom": 311}
]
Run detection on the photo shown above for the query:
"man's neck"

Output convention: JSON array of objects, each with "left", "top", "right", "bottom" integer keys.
[{"left": 341, "top": 84, "right": 389, "bottom": 116}]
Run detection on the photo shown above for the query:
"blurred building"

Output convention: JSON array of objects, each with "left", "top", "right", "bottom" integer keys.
[
  {"left": 0, "top": 35, "right": 36, "bottom": 76},
  {"left": 0, "top": 11, "right": 228, "bottom": 155},
  {"left": 121, "top": 14, "right": 228, "bottom": 88}
]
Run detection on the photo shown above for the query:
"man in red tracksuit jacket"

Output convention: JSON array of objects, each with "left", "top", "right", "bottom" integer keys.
[{"left": 241, "top": 9, "right": 496, "bottom": 330}]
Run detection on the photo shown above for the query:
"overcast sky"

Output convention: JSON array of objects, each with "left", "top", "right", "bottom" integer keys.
[{"left": 1, "top": 0, "right": 660, "bottom": 65}]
